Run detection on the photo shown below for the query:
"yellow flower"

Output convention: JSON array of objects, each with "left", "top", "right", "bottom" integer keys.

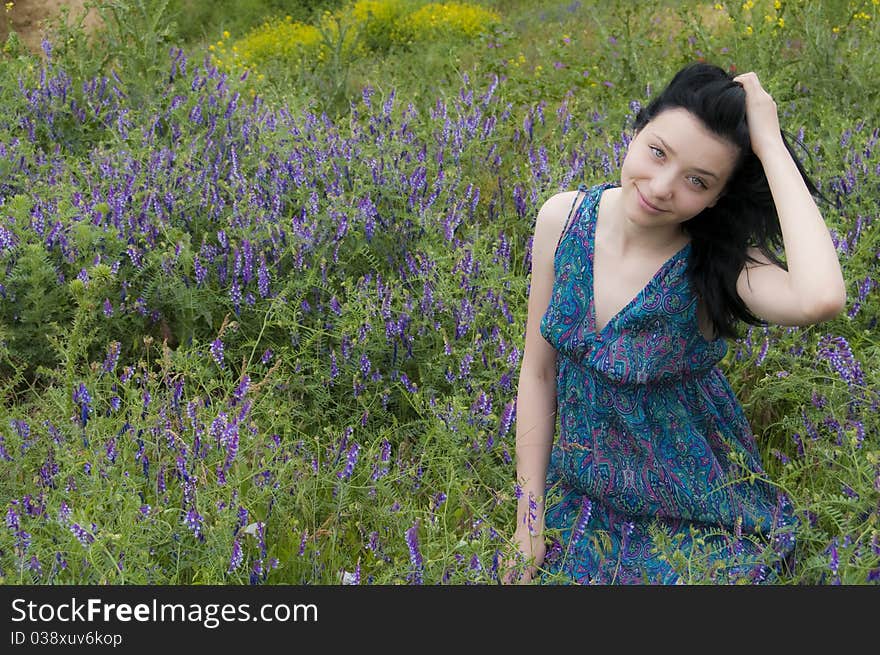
[
  {"left": 832, "top": 26, "right": 840, "bottom": 33},
  {"left": 746, "top": 25, "right": 753, "bottom": 34},
  {"left": 4, "top": 2, "right": 13, "bottom": 13},
  {"left": 396, "top": 2, "right": 501, "bottom": 42},
  {"left": 223, "top": 30, "right": 230, "bottom": 39},
  {"left": 774, "top": 0, "right": 781, "bottom": 8},
  {"left": 777, "top": 17, "right": 784, "bottom": 27},
  {"left": 714, "top": 3, "right": 723, "bottom": 9},
  {"left": 742, "top": 0, "right": 754, "bottom": 10}
]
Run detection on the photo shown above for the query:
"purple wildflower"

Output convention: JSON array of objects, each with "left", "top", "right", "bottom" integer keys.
[
  {"left": 405, "top": 522, "right": 423, "bottom": 584},
  {"left": 72, "top": 383, "right": 91, "bottom": 427},
  {"left": 569, "top": 497, "right": 593, "bottom": 549},
  {"left": 70, "top": 523, "right": 94, "bottom": 546},
  {"left": 231, "top": 375, "right": 250, "bottom": 406},
  {"left": 0, "top": 434, "right": 12, "bottom": 462},
  {"left": 256, "top": 521, "right": 267, "bottom": 559},
  {"left": 6, "top": 505, "right": 20, "bottom": 531},
  {"left": 250, "top": 559, "right": 264, "bottom": 585},
  {"left": 342, "top": 562, "right": 361, "bottom": 585},
  {"left": 469, "top": 554, "right": 482, "bottom": 573},
  {"left": 525, "top": 492, "right": 538, "bottom": 534},
  {"left": 105, "top": 437, "right": 117, "bottom": 464},
  {"left": 185, "top": 508, "right": 205, "bottom": 541},
  {"left": 399, "top": 372, "right": 417, "bottom": 393},
  {"left": 338, "top": 442, "right": 361, "bottom": 479},
  {"left": 498, "top": 400, "right": 515, "bottom": 438},
  {"left": 258, "top": 255, "right": 270, "bottom": 298},
  {"left": 210, "top": 337, "right": 224, "bottom": 368},
  {"left": 817, "top": 335, "right": 865, "bottom": 390},
  {"left": 57, "top": 500, "right": 72, "bottom": 525},
  {"left": 430, "top": 492, "right": 447, "bottom": 524},
  {"left": 359, "top": 353, "right": 371, "bottom": 379},
  {"left": 372, "top": 439, "right": 391, "bottom": 480},
  {"left": 828, "top": 539, "right": 840, "bottom": 584},
  {"left": 101, "top": 341, "right": 121, "bottom": 376}
]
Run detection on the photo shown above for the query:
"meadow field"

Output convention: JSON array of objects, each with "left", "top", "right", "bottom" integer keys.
[{"left": 0, "top": 0, "right": 878, "bottom": 584}]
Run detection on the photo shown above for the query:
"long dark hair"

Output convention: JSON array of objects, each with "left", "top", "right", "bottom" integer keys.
[{"left": 632, "top": 62, "right": 821, "bottom": 340}]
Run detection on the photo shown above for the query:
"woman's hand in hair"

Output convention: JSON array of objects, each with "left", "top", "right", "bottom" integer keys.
[{"left": 733, "top": 71, "right": 785, "bottom": 159}]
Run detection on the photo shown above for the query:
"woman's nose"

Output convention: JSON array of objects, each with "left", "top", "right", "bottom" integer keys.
[{"left": 649, "top": 171, "right": 675, "bottom": 199}]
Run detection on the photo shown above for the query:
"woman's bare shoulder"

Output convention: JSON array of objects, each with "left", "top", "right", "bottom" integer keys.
[{"left": 533, "top": 189, "right": 582, "bottom": 247}]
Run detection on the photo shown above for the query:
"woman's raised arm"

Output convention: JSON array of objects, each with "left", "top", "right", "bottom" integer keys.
[{"left": 733, "top": 72, "right": 847, "bottom": 326}]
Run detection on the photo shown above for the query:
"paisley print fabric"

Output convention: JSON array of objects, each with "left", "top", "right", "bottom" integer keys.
[{"left": 538, "top": 182, "right": 796, "bottom": 584}]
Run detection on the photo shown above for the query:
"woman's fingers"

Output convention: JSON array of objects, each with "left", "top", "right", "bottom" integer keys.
[
  {"left": 732, "top": 71, "right": 782, "bottom": 157},
  {"left": 500, "top": 550, "right": 536, "bottom": 584}
]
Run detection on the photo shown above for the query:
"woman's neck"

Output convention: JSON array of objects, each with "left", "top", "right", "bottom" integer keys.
[{"left": 599, "top": 187, "right": 690, "bottom": 256}]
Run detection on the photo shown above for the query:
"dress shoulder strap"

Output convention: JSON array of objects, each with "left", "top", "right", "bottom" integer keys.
[{"left": 555, "top": 183, "right": 589, "bottom": 256}]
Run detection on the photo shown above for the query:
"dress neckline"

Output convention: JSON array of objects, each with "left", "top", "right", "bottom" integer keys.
[{"left": 588, "top": 185, "right": 692, "bottom": 339}]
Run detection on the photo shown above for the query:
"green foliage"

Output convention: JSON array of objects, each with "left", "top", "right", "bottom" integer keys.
[
  {"left": 208, "top": 1, "right": 502, "bottom": 117},
  {"left": 39, "top": 0, "right": 179, "bottom": 113},
  {"left": 0, "top": 235, "right": 73, "bottom": 382},
  {"left": 168, "top": 0, "right": 350, "bottom": 46}
]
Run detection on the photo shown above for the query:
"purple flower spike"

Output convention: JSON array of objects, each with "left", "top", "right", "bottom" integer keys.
[
  {"left": 70, "top": 523, "right": 94, "bottom": 546},
  {"left": 210, "top": 338, "right": 224, "bottom": 368},
  {"left": 405, "top": 522, "right": 423, "bottom": 584},
  {"left": 338, "top": 442, "right": 360, "bottom": 480},
  {"left": 817, "top": 335, "right": 865, "bottom": 390},
  {"left": 73, "top": 383, "right": 91, "bottom": 428}
]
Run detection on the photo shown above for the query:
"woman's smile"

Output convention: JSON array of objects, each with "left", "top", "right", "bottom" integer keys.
[{"left": 635, "top": 185, "right": 668, "bottom": 214}]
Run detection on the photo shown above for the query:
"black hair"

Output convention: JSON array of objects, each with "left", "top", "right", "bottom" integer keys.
[{"left": 632, "top": 62, "right": 822, "bottom": 340}]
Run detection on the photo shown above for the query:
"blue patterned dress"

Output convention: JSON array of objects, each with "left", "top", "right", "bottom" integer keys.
[{"left": 538, "top": 183, "right": 796, "bottom": 584}]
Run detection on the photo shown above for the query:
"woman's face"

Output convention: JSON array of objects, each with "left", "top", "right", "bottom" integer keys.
[{"left": 619, "top": 107, "right": 739, "bottom": 227}]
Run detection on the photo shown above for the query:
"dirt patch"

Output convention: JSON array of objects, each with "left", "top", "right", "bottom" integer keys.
[{"left": 2, "top": 0, "right": 101, "bottom": 54}]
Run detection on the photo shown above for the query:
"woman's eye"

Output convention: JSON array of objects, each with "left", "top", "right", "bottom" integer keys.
[
  {"left": 689, "top": 176, "right": 707, "bottom": 189},
  {"left": 650, "top": 146, "right": 664, "bottom": 158}
]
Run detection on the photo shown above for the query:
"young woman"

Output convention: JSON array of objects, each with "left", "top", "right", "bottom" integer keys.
[{"left": 507, "top": 63, "right": 846, "bottom": 584}]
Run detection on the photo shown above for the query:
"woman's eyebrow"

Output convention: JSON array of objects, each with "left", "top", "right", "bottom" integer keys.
[{"left": 652, "top": 133, "right": 720, "bottom": 179}]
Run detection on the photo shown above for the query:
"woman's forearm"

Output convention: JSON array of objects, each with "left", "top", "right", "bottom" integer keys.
[
  {"left": 758, "top": 142, "right": 847, "bottom": 314},
  {"left": 514, "top": 366, "right": 557, "bottom": 535}
]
